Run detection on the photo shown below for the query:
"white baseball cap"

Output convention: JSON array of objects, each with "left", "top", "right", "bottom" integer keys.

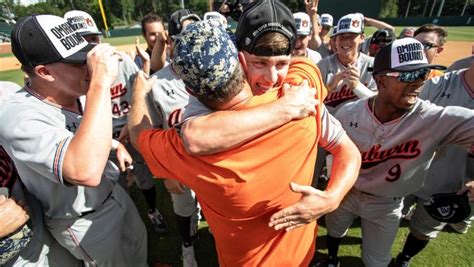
[
  {"left": 64, "top": 10, "right": 102, "bottom": 36},
  {"left": 373, "top": 38, "right": 446, "bottom": 74},
  {"left": 335, "top": 13, "right": 364, "bottom": 36},
  {"left": 293, "top": 12, "right": 311, "bottom": 36},
  {"left": 320, "top": 14, "right": 333, "bottom": 27}
]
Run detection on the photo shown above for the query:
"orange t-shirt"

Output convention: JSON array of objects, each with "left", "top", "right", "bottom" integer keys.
[{"left": 137, "top": 58, "right": 326, "bottom": 266}]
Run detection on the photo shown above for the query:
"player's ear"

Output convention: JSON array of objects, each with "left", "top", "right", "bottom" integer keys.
[
  {"left": 374, "top": 75, "right": 385, "bottom": 90},
  {"left": 436, "top": 46, "right": 444, "bottom": 54},
  {"left": 238, "top": 52, "right": 249, "bottom": 75},
  {"left": 35, "top": 65, "right": 54, "bottom": 82}
]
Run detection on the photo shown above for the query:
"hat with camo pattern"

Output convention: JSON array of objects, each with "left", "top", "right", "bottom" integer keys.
[{"left": 172, "top": 19, "right": 238, "bottom": 98}]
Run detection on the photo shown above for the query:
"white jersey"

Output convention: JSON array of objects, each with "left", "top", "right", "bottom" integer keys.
[
  {"left": 335, "top": 98, "right": 474, "bottom": 198},
  {"left": 147, "top": 65, "right": 190, "bottom": 129},
  {"left": 317, "top": 53, "right": 377, "bottom": 113},
  {"left": 307, "top": 48, "right": 322, "bottom": 65},
  {"left": 414, "top": 69, "right": 474, "bottom": 199},
  {"left": 111, "top": 55, "right": 139, "bottom": 138},
  {"left": 0, "top": 86, "right": 118, "bottom": 218}
]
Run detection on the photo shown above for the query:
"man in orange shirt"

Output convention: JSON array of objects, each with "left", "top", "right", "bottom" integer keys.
[{"left": 129, "top": 19, "right": 360, "bottom": 266}]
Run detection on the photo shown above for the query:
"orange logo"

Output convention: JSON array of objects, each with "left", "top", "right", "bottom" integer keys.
[
  {"left": 352, "top": 20, "right": 360, "bottom": 28},
  {"left": 85, "top": 18, "right": 94, "bottom": 26},
  {"left": 302, "top": 20, "right": 309, "bottom": 28}
]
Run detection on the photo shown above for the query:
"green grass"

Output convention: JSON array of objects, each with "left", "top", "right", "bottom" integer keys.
[
  {"left": 129, "top": 181, "right": 474, "bottom": 266},
  {"left": 0, "top": 68, "right": 23, "bottom": 85}
]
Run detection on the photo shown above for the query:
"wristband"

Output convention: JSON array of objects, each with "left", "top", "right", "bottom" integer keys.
[{"left": 111, "top": 139, "right": 120, "bottom": 151}]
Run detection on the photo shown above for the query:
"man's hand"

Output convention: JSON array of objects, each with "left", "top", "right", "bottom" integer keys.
[
  {"left": 135, "top": 37, "right": 151, "bottom": 62},
  {"left": 133, "top": 70, "right": 157, "bottom": 96},
  {"left": 458, "top": 181, "right": 474, "bottom": 202},
  {"left": 116, "top": 142, "right": 133, "bottom": 172},
  {"left": 279, "top": 80, "right": 318, "bottom": 120},
  {"left": 87, "top": 44, "right": 121, "bottom": 86},
  {"left": 0, "top": 196, "right": 29, "bottom": 238},
  {"left": 304, "top": 0, "right": 319, "bottom": 16},
  {"left": 346, "top": 64, "right": 361, "bottom": 90},
  {"left": 327, "top": 71, "right": 347, "bottom": 92},
  {"left": 164, "top": 179, "right": 186, "bottom": 194},
  {"left": 268, "top": 182, "right": 339, "bottom": 232}
]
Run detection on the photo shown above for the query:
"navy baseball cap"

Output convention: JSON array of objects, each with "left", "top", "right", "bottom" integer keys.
[
  {"left": 236, "top": 0, "right": 297, "bottom": 56},
  {"left": 172, "top": 20, "right": 238, "bottom": 99},
  {"left": 371, "top": 28, "right": 395, "bottom": 45},
  {"left": 424, "top": 191, "right": 471, "bottom": 223},
  {"left": 11, "top": 15, "right": 94, "bottom": 68},
  {"left": 168, "top": 9, "right": 201, "bottom": 38},
  {"left": 373, "top": 38, "right": 446, "bottom": 74}
]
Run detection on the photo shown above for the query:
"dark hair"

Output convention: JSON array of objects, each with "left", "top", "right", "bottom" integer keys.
[
  {"left": 253, "top": 32, "right": 290, "bottom": 56},
  {"left": 21, "top": 65, "right": 36, "bottom": 78},
  {"left": 414, "top": 24, "right": 448, "bottom": 46},
  {"left": 198, "top": 64, "right": 246, "bottom": 110},
  {"left": 141, "top": 13, "right": 163, "bottom": 36}
]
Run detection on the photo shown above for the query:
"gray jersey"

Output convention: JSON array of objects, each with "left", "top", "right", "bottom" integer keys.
[
  {"left": 307, "top": 48, "right": 322, "bottom": 65},
  {"left": 0, "top": 86, "right": 118, "bottom": 218},
  {"left": 414, "top": 69, "right": 474, "bottom": 199},
  {"left": 111, "top": 55, "right": 139, "bottom": 138},
  {"left": 316, "top": 43, "right": 332, "bottom": 59},
  {"left": 335, "top": 98, "right": 474, "bottom": 198},
  {"left": 447, "top": 56, "right": 473, "bottom": 72},
  {"left": 317, "top": 53, "right": 377, "bottom": 113},
  {"left": 147, "top": 65, "right": 190, "bottom": 129}
]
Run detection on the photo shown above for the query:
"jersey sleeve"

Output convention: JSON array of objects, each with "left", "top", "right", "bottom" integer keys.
[
  {"left": 0, "top": 110, "right": 73, "bottom": 185},
  {"left": 318, "top": 106, "right": 345, "bottom": 151},
  {"left": 431, "top": 105, "right": 474, "bottom": 151},
  {"left": 147, "top": 89, "right": 164, "bottom": 128},
  {"left": 181, "top": 95, "right": 213, "bottom": 124}
]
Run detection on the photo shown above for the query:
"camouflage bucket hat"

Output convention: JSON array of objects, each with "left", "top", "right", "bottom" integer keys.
[{"left": 172, "top": 19, "right": 238, "bottom": 98}]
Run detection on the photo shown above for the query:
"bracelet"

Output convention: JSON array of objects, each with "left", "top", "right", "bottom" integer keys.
[{"left": 111, "top": 139, "right": 120, "bottom": 150}]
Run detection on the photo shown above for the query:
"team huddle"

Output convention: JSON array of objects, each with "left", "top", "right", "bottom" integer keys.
[{"left": 0, "top": 0, "right": 473, "bottom": 266}]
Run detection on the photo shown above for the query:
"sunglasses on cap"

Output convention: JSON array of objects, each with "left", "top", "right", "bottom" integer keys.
[
  {"left": 421, "top": 42, "right": 440, "bottom": 50},
  {"left": 380, "top": 68, "right": 429, "bottom": 83}
]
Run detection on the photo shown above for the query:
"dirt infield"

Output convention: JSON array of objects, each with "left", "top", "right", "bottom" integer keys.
[{"left": 0, "top": 41, "right": 472, "bottom": 72}]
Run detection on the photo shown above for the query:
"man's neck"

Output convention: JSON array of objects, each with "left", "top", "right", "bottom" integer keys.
[
  {"left": 216, "top": 83, "right": 253, "bottom": 111},
  {"left": 29, "top": 80, "right": 79, "bottom": 111}
]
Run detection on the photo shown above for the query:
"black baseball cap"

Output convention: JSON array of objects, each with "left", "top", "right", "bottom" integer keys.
[
  {"left": 424, "top": 191, "right": 471, "bottom": 223},
  {"left": 168, "top": 9, "right": 201, "bottom": 38},
  {"left": 373, "top": 38, "right": 446, "bottom": 75},
  {"left": 371, "top": 28, "right": 395, "bottom": 45},
  {"left": 236, "top": 0, "right": 297, "bottom": 56},
  {"left": 11, "top": 15, "right": 94, "bottom": 68}
]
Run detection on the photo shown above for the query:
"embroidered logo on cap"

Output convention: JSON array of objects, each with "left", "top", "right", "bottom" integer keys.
[
  {"left": 390, "top": 38, "right": 426, "bottom": 68},
  {"left": 37, "top": 15, "right": 87, "bottom": 56}
]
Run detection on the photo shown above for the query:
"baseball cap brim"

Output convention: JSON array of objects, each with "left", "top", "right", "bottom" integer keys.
[
  {"left": 60, "top": 42, "right": 95, "bottom": 64},
  {"left": 393, "top": 63, "right": 446, "bottom": 72},
  {"left": 79, "top": 31, "right": 103, "bottom": 36}
]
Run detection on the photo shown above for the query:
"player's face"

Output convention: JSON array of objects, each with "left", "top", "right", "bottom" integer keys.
[
  {"left": 414, "top": 32, "right": 443, "bottom": 64},
  {"left": 329, "top": 36, "right": 337, "bottom": 53},
  {"left": 336, "top": 33, "right": 364, "bottom": 59},
  {"left": 46, "top": 62, "right": 89, "bottom": 97},
  {"left": 293, "top": 35, "right": 310, "bottom": 57},
  {"left": 239, "top": 51, "right": 291, "bottom": 96},
  {"left": 377, "top": 74, "right": 426, "bottom": 111},
  {"left": 143, "top": 21, "right": 165, "bottom": 50},
  {"left": 320, "top": 25, "right": 331, "bottom": 38}
]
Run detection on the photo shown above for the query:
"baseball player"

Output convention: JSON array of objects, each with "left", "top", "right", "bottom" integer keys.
[
  {"left": 317, "top": 13, "right": 377, "bottom": 114},
  {"left": 413, "top": 24, "right": 447, "bottom": 79},
  {"left": 1, "top": 15, "right": 147, "bottom": 266},
  {"left": 394, "top": 61, "right": 474, "bottom": 266},
  {"left": 304, "top": 0, "right": 334, "bottom": 59},
  {"left": 323, "top": 38, "right": 474, "bottom": 267},
  {"left": 64, "top": 10, "right": 168, "bottom": 234},
  {"left": 293, "top": 12, "right": 322, "bottom": 64},
  {"left": 145, "top": 8, "right": 203, "bottom": 267}
]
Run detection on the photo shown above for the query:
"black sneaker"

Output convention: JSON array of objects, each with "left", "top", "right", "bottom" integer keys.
[
  {"left": 394, "top": 253, "right": 410, "bottom": 267},
  {"left": 148, "top": 209, "right": 167, "bottom": 234},
  {"left": 313, "top": 257, "right": 340, "bottom": 267}
]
